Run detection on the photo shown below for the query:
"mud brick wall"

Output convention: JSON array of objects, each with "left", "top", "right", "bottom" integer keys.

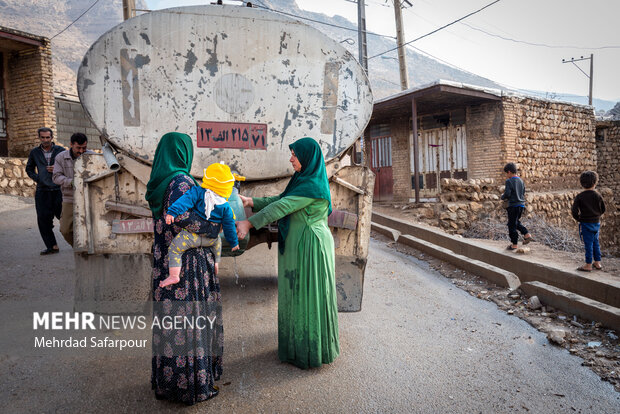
[
  {"left": 390, "top": 117, "right": 411, "bottom": 201},
  {"left": 5, "top": 40, "right": 56, "bottom": 157},
  {"left": 55, "top": 96, "right": 102, "bottom": 150},
  {"left": 596, "top": 121, "right": 620, "bottom": 195},
  {"left": 0, "top": 157, "right": 35, "bottom": 197},
  {"left": 466, "top": 102, "right": 505, "bottom": 183},
  {"left": 505, "top": 97, "right": 596, "bottom": 191}
]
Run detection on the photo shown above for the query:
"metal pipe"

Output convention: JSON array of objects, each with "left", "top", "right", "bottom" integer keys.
[{"left": 102, "top": 143, "right": 120, "bottom": 172}]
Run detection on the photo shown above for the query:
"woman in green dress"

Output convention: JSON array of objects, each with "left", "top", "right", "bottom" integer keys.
[{"left": 236, "top": 137, "right": 339, "bottom": 369}]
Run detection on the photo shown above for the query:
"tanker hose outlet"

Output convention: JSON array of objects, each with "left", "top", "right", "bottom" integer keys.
[{"left": 102, "top": 143, "right": 120, "bottom": 172}]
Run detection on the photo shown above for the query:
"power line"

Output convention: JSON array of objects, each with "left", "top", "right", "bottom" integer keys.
[
  {"left": 460, "top": 22, "right": 620, "bottom": 50},
  {"left": 51, "top": 0, "right": 102, "bottom": 40},
  {"left": 369, "top": 0, "right": 502, "bottom": 59},
  {"left": 248, "top": 1, "right": 396, "bottom": 39}
]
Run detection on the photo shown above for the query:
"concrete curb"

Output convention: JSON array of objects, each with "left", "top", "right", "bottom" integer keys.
[
  {"left": 372, "top": 212, "right": 620, "bottom": 309},
  {"left": 522, "top": 281, "right": 620, "bottom": 331},
  {"left": 371, "top": 222, "right": 401, "bottom": 241},
  {"left": 397, "top": 234, "right": 521, "bottom": 290}
]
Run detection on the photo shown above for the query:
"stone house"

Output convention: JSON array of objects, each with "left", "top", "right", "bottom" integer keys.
[
  {"left": 0, "top": 26, "right": 56, "bottom": 157},
  {"left": 365, "top": 80, "right": 596, "bottom": 202}
]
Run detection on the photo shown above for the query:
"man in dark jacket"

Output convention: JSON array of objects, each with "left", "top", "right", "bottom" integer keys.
[{"left": 25, "top": 127, "right": 65, "bottom": 254}]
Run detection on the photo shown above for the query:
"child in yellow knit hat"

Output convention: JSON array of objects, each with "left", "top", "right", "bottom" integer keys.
[{"left": 160, "top": 162, "right": 242, "bottom": 288}]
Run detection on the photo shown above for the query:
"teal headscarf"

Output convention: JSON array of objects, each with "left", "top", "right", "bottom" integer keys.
[
  {"left": 145, "top": 132, "right": 197, "bottom": 218},
  {"left": 278, "top": 137, "right": 332, "bottom": 253}
]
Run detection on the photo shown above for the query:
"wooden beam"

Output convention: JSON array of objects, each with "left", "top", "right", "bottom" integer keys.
[
  {"left": 330, "top": 176, "right": 366, "bottom": 195},
  {"left": 105, "top": 200, "right": 152, "bottom": 218},
  {"left": 0, "top": 30, "right": 44, "bottom": 47}
]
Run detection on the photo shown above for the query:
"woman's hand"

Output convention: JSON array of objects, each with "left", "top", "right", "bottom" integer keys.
[
  {"left": 239, "top": 195, "right": 253, "bottom": 208},
  {"left": 236, "top": 220, "right": 253, "bottom": 240},
  {"left": 165, "top": 214, "right": 175, "bottom": 225}
]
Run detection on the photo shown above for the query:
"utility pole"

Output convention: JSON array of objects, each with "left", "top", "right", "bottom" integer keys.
[
  {"left": 393, "top": 0, "right": 409, "bottom": 90},
  {"left": 122, "top": 0, "right": 136, "bottom": 21},
  {"left": 357, "top": 0, "right": 368, "bottom": 73},
  {"left": 562, "top": 54, "right": 593, "bottom": 106}
]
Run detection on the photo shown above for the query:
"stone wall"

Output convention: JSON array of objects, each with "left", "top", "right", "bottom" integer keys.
[
  {"left": 505, "top": 97, "right": 596, "bottom": 191},
  {"left": 596, "top": 121, "right": 620, "bottom": 195},
  {"left": 5, "top": 39, "right": 56, "bottom": 157},
  {"left": 434, "top": 178, "right": 619, "bottom": 254},
  {"left": 55, "top": 96, "right": 102, "bottom": 150},
  {"left": 0, "top": 157, "right": 35, "bottom": 197}
]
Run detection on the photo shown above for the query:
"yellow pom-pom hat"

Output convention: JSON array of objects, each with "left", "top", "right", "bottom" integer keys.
[{"left": 201, "top": 162, "right": 245, "bottom": 199}]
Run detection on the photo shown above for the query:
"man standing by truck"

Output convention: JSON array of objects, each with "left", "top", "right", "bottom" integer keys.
[
  {"left": 25, "top": 127, "right": 65, "bottom": 255},
  {"left": 53, "top": 132, "right": 91, "bottom": 246}
]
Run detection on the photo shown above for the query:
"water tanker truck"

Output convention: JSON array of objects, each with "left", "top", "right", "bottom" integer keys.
[{"left": 72, "top": 4, "right": 374, "bottom": 313}]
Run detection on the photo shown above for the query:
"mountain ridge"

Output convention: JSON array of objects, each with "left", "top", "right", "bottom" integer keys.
[{"left": 0, "top": 0, "right": 615, "bottom": 112}]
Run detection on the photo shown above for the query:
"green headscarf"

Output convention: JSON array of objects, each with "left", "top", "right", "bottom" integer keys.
[
  {"left": 277, "top": 137, "right": 332, "bottom": 253},
  {"left": 145, "top": 132, "right": 196, "bottom": 218}
]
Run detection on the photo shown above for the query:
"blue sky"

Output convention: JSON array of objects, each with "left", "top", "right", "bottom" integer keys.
[{"left": 144, "top": 0, "right": 620, "bottom": 102}]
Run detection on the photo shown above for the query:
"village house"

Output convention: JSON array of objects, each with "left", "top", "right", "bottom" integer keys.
[
  {"left": 0, "top": 26, "right": 56, "bottom": 157},
  {"left": 364, "top": 80, "right": 619, "bottom": 252},
  {"left": 365, "top": 80, "right": 596, "bottom": 201}
]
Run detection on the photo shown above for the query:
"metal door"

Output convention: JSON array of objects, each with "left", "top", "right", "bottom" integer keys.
[
  {"left": 414, "top": 125, "right": 467, "bottom": 196},
  {"left": 369, "top": 135, "right": 393, "bottom": 200}
]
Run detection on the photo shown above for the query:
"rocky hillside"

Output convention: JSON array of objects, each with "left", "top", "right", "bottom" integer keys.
[{"left": 2, "top": 0, "right": 613, "bottom": 111}]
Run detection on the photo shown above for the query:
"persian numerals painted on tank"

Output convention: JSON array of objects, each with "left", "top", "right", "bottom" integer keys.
[{"left": 197, "top": 121, "right": 267, "bottom": 150}]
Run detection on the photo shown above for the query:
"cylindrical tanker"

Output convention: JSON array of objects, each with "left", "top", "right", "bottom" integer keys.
[
  {"left": 77, "top": 5, "right": 373, "bottom": 180},
  {"left": 72, "top": 4, "right": 375, "bottom": 313}
]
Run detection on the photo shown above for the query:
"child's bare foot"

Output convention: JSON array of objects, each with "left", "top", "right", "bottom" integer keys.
[
  {"left": 214, "top": 263, "right": 219, "bottom": 275},
  {"left": 160, "top": 267, "right": 181, "bottom": 287}
]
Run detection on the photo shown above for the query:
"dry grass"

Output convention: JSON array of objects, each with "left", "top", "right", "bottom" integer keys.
[{"left": 464, "top": 215, "right": 583, "bottom": 253}]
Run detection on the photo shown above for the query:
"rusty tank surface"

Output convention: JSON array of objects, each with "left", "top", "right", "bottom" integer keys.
[{"left": 72, "top": 4, "right": 374, "bottom": 313}]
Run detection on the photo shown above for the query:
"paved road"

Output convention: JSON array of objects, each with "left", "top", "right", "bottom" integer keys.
[{"left": 1, "top": 195, "right": 619, "bottom": 413}]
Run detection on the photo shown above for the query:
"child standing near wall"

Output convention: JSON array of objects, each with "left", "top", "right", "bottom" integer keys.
[
  {"left": 501, "top": 163, "right": 534, "bottom": 250},
  {"left": 572, "top": 171, "right": 606, "bottom": 272}
]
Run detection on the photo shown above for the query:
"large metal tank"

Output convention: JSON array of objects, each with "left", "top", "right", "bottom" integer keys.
[
  {"left": 72, "top": 4, "right": 374, "bottom": 313},
  {"left": 77, "top": 4, "right": 373, "bottom": 179}
]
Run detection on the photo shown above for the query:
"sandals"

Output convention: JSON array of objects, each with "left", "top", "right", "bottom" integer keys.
[
  {"left": 576, "top": 265, "right": 592, "bottom": 272},
  {"left": 593, "top": 264, "right": 603, "bottom": 271},
  {"left": 523, "top": 236, "right": 534, "bottom": 245},
  {"left": 506, "top": 245, "right": 518, "bottom": 251}
]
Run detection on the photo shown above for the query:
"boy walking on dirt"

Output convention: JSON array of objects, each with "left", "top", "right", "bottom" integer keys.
[
  {"left": 572, "top": 171, "right": 606, "bottom": 272},
  {"left": 501, "top": 163, "right": 533, "bottom": 250}
]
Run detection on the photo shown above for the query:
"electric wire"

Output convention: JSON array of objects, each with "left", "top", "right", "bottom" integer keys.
[
  {"left": 460, "top": 22, "right": 620, "bottom": 50},
  {"left": 51, "top": 0, "right": 101, "bottom": 40},
  {"left": 247, "top": 0, "right": 396, "bottom": 39},
  {"left": 369, "top": 0, "right": 502, "bottom": 59}
]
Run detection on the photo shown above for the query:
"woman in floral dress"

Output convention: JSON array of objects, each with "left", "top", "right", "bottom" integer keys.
[{"left": 146, "top": 132, "right": 223, "bottom": 404}]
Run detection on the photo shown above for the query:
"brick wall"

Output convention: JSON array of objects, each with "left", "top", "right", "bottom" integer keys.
[
  {"left": 390, "top": 117, "right": 411, "bottom": 201},
  {"left": 466, "top": 101, "right": 505, "bottom": 182},
  {"left": 596, "top": 121, "right": 620, "bottom": 194},
  {"left": 5, "top": 40, "right": 56, "bottom": 157},
  {"left": 508, "top": 96, "right": 596, "bottom": 191},
  {"left": 55, "top": 96, "right": 101, "bottom": 150}
]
